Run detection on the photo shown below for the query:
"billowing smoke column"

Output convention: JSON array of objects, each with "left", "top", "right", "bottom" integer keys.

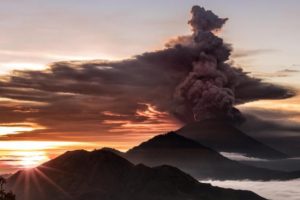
[
  {"left": 0, "top": 5, "right": 293, "bottom": 132},
  {"left": 174, "top": 6, "right": 244, "bottom": 122}
]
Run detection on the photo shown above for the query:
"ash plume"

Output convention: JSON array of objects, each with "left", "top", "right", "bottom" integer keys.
[
  {"left": 0, "top": 5, "right": 294, "bottom": 139},
  {"left": 173, "top": 6, "right": 244, "bottom": 122},
  {"left": 189, "top": 6, "right": 228, "bottom": 33}
]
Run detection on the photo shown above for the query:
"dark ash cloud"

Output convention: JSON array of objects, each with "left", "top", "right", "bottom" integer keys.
[{"left": 0, "top": 5, "right": 295, "bottom": 141}]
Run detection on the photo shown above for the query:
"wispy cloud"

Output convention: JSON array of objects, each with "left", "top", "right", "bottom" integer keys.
[
  {"left": 231, "top": 49, "right": 278, "bottom": 59},
  {"left": 252, "top": 68, "right": 300, "bottom": 78}
]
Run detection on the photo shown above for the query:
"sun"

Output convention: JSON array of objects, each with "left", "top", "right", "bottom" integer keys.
[
  {"left": 16, "top": 151, "right": 49, "bottom": 169},
  {"left": 0, "top": 141, "right": 93, "bottom": 171}
]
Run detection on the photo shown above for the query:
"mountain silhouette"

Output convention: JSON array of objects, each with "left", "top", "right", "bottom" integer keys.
[
  {"left": 125, "top": 132, "right": 299, "bottom": 180},
  {"left": 176, "top": 119, "right": 287, "bottom": 159},
  {"left": 7, "top": 149, "right": 266, "bottom": 200}
]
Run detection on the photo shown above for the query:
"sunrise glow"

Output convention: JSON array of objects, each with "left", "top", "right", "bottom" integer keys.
[
  {"left": 14, "top": 151, "right": 49, "bottom": 168},
  {"left": 0, "top": 141, "right": 89, "bottom": 151},
  {"left": 0, "top": 126, "right": 35, "bottom": 136}
]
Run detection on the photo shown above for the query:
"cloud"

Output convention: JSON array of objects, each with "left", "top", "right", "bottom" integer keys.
[
  {"left": 253, "top": 68, "right": 300, "bottom": 78},
  {"left": 278, "top": 69, "right": 300, "bottom": 73},
  {"left": 202, "top": 179, "right": 300, "bottom": 200},
  {"left": 220, "top": 152, "right": 268, "bottom": 162},
  {"left": 234, "top": 75, "right": 295, "bottom": 103},
  {"left": 238, "top": 108, "right": 300, "bottom": 156},
  {"left": 0, "top": 5, "right": 295, "bottom": 142},
  {"left": 231, "top": 49, "right": 277, "bottom": 59}
]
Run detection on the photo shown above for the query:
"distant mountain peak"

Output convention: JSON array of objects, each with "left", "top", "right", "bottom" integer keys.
[
  {"left": 177, "top": 119, "right": 287, "bottom": 159},
  {"left": 127, "top": 131, "right": 212, "bottom": 153},
  {"left": 41, "top": 148, "right": 134, "bottom": 175},
  {"left": 100, "top": 147, "right": 124, "bottom": 156}
]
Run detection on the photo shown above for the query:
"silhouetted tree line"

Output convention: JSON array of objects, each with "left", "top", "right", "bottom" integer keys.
[{"left": 0, "top": 177, "right": 15, "bottom": 200}]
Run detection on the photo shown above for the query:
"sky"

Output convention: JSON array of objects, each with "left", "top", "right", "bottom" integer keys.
[{"left": 0, "top": 0, "right": 300, "bottom": 173}]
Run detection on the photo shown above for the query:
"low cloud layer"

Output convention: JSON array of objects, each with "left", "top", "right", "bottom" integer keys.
[
  {"left": 0, "top": 6, "right": 295, "bottom": 143},
  {"left": 202, "top": 179, "right": 300, "bottom": 200}
]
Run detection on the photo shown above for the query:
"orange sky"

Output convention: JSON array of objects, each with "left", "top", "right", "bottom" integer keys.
[{"left": 1, "top": 1, "right": 300, "bottom": 174}]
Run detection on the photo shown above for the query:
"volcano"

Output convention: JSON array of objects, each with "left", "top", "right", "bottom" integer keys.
[
  {"left": 176, "top": 119, "right": 287, "bottom": 159},
  {"left": 125, "top": 132, "right": 298, "bottom": 180},
  {"left": 7, "top": 149, "right": 266, "bottom": 200}
]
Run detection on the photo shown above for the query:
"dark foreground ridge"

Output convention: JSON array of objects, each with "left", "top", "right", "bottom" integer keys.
[
  {"left": 177, "top": 119, "right": 288, "bottom": 159},
  {"left": 7, "top": 149, "right": 265, "bottom": 200},
  {"left": 126, "top": 132, "right": 299, "bottom": 180}
]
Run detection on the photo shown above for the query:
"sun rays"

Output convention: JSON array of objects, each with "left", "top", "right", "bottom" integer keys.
[
  {"left": 9, "top": 165, "right": 72, "bottom": 200},
  {"left": 0, "top": 141, "right": 91, "bottom": 174}
]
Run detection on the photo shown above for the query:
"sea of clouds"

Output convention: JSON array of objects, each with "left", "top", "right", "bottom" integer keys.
[{"left": 201, "top": 179, "right": 300, "bottom": 200}]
